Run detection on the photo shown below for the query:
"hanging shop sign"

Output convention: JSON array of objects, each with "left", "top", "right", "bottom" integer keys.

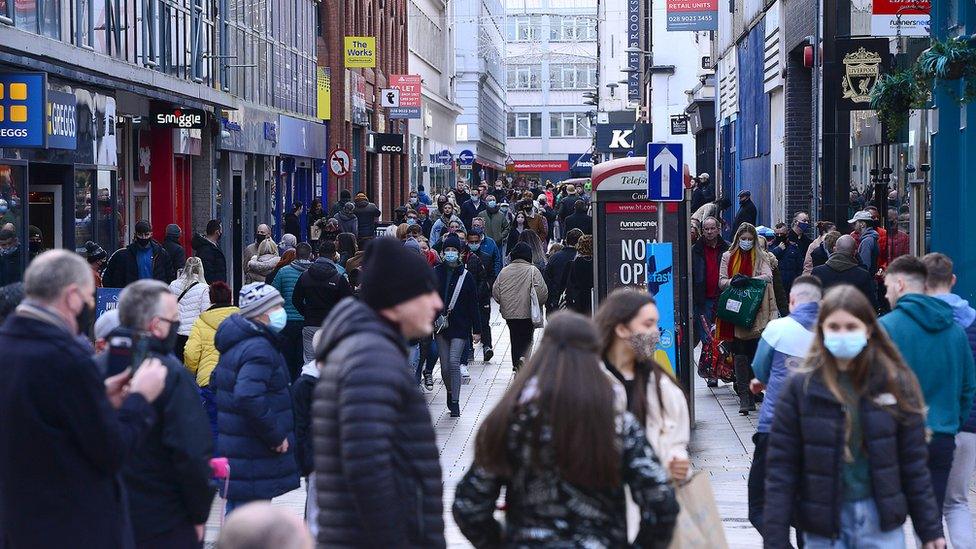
[
  {"left": 871, "top": 0, "right": 930, "bottom": 37},
  {"left": 344, "top": 36, "right": 376, "bottom": 68},
  {"left": 350, "top": 71, "right": 368, "bottom": 126},
  {"left": 627, "top": 0, "right": 640, "bottom": 101},
  {"left": 379, "top": 89, "right": 400, "bottom": 108},
  {"left": 47, "top": 90, "right": 77, "bottom": 150},
  {"left": 389, "top": 74, "right": 422, "bottom": 119},
  {"left": 151, "top": 107, "right": 207, "bottom": 129},
  {"left": 0, "top": 72, "right": 47, "bottom": 148},
  {"left": 366, "top": 132, "right": 405, "bottom": 154},
  {"left": 670, "top": 115, "right": 689, "bottom": 135},
  {"left": 666, "top": 0, "right": 719, "bottom": 31},
  {"left": 569, "top": 153, "right": 594, "bottom": 176},
  {"left": 317, "top": 67, "right": 331, "bottom": 120},
  {"left": 828, "top": 39, "right": 891, "bottom": 111}
]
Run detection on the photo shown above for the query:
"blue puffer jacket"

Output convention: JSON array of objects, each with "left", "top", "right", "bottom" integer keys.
[
  {"left": 934, "top": 293, "right": 976, "bottom": 433},
  {"left": 211, "top": 314, "right": 300, "bottom": 501}
]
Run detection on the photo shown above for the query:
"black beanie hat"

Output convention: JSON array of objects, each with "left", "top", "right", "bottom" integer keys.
[
  {"left": 84, "top": 240, "right": 107, "bottom": 263},
  {"left": 511, "top": 242, "right": 532, "bottom": 262},
  {"left": 442, "top": 234, "right": 462, "bottom": 251},
  {"left": 360, "top": 237, "right": 438, "bottom": 311}
]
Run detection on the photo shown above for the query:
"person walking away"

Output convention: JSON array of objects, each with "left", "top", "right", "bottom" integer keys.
[
  {"left": 849, "top": 210, "right": 881, "bottom": 274},
  {"left": 284, "top": 202, "right": 303, "bottom": 241},
  {"left": 452, "top": 312, "right": 679, "bottom": 547},
  {"left": 564, "top": 234, "right": 594, "bottom": 315},
  {"left": 770, "top": 222, "right": 804, "bottom": 293},
  {"left": 434, "top": 235, "right": 481, "bottom": 417},
  {"left": 244, "top": 238, "right": 279, "bottom": 285},
  {"left": 811, "top": 234, "right": 877, "bottom": 308},
  {"left": 264, "top": 247, "right": 295, "bottom": 285},
  {"left": 163, "top": 223, "right": 187, "bottom": 276},
  {"left": 292, "top": 239, "right": 354, "bottom": 362},
  {"left": 922, "top": 253, "right": 976, "bottom": 549},
  {"left": 758, "top": 236, "right": 789, "bottom": 317},
  {"left": 85, "top": 240, "right": 108, "bottom": 288},
  {"left": 103, "top": 220, "right": 175, "bottom": 288},
  {"left": 717, "top": 222, "right": 777, "bottom": 415},
  {"left": 352, "top": 192, "right": 381, "bottom": 243},
  {"left": 691, "top": 217, "right": 729, "bottom": 378},
  {"left": 211, "top": 283, "right": 299, "bottom": 512},
  {"left": 808, "top": 229, "right": 841, "bottom": 272},
  {"left": 563, "top": 199, "right": 593, "bottom": 235},
  {"left": 764, "top": 285, "right": 945, "bottom": 548},
  {"left": 270, "top": 242, "right": 313, "bottom": 380},
  {"left": 803, "top": 221, "right": 837, "bottom": 274},
  {"left": 241, "top": 224, "right": 271, "bottom": 279},
  {"left": 733, "top": 189, "right": 758, "bottom": 230},
  {"left": 216, "top": 502, "right": 313, "bottom": 549},
  {"left": 544, "top": 228, "right": 583, "bottom": 314},
  {"left": 106, "top": 280, "right": 215, "bottom": 548},
  {"left": 332, "top": 201, "right": 358, "bottom": 236},
  {"left": 329, "top": 189, "right": 352, "bottom": 217},
  {"left": 556, "top": 184, "right": 582, "bottom": 228},
  {"left": 518, "top": 228, "right": 548, "bottom": 273},
  {"left": 880, "top": 255, "right": 976, "bottom": 514},
  {"left": 747, "top": 275, "right": 821, "bottom": 539},
  {"left": 467, "top": 228, "right": 497, "bottom": 362},
  {"left": 169, "top": 256, "right": 211, "bottom": 362},
  {"left": 691, "top": 196, "right": 732, "bottom": 227},
  {"left": 183, "top": 281, "right": 238, "bottom": 444},
  {"left": 192, "top": 220, "right": 227, "bottom": 284},
  {"left": 493, "top": 242, "right": 548, "bottom": 371},
  {"left": 313, "top": 236, "right": 445, "bottom": 547},
  {"left": 277, "top": 234, "right": 297, "bottom": 257},
  {"left": 0, "top": 250, "right": 166, "bottom": 548}
]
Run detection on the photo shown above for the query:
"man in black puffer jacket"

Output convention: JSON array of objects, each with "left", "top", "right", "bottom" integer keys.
[{"left": 313, "top": 237, "right": 445, "bottom": 548}]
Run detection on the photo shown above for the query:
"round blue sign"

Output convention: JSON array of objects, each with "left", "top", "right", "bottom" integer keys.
[
  {"left": 437, "top": 149, "right": 453, "bottom": 165},
  {"left": 458, "top": 149, "right": 474, "bottom": 166}
]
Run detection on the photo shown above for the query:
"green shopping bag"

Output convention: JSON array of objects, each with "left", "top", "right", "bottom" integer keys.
[{"left": 716, "top": 278, "right": 767, "bottom": 328}]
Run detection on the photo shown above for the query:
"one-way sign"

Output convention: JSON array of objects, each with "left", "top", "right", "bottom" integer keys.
[{"left": 646, "top": 143, "right": 683, "bottom": 202}]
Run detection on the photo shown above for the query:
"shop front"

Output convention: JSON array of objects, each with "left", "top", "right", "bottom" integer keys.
[{"left": 275, "top": 115, "right": 328, "bottom": 242}]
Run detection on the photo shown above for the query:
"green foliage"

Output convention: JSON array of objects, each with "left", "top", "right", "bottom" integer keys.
[{"left": 870, "top": 69, "right": 929, "bottom": 140}]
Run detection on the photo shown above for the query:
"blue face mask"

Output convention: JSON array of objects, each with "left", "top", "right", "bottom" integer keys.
[
  {"left": 823, "top": 330, "right": 868, "bottom": 359},
  {"left": 444, "top": 250, "right": 460, "bottom": 264},
  {"left": 406, "top": 218, "right": 417, "bottom": 225},
  {"left": 267, "top": 308, "right": 288, "bottom": 332},
  {"left": 487, "top": 201, "right": 497, "bottom": 208},
  {"left": 468, "top": 242, "right": 481, "bottom": 252}
]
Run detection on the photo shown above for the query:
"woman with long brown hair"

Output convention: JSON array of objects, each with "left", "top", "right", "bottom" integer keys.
[
  {"left": 452, "top": 312, "right": 678, "bottom": 547},
  {"left": 764, "top": 285, "right": 945, "bottom": 548}
]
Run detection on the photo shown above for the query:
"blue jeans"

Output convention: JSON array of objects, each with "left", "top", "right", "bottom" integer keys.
[
  {"left": 199, "top": 386, "right": 218, "bottom": 448},
  {"left": 803, "top": 499, "right": 904, "bottom": 548}
]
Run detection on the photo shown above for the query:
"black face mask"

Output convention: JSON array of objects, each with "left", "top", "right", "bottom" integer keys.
[
  {"left": 28, "top": 241, "right": 41, "bottom": 254},
  {"left": 151, "top": 320, "right": 180, "bottom": 355},
  {"left": 75, "top": 301, "right": 96, "bottom": 335},
  {"left": 255, "top": 233, "right": 267, "bottom": 243},
  {"left": 134, "top": 237, "right": 151, "bottom": 248}
]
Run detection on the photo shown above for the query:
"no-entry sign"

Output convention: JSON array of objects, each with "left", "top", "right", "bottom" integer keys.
[{"left": 330, "top": 149, "right": 350, "bottom": 177}]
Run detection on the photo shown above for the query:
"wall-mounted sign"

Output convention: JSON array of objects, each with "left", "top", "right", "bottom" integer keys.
[
  {"left": 595, "top": 123, "right": 653, "bottom": 153},
  {"left": 871, "top": 0, "right": 930, "bottom": 37},
  {"left": 389, "top": 74, "right": 422, "bottom": 119},
  {"left": 437, "top": 149, "right": 453, "bottom": 166},
  {"left": 828, "top": 39, "right": 891, "bottom": 111},
  {"left": 670, "top": 115, "right": 689, "bottom": 135},
  {"left": 344, "top": 36, "right": 376, "bottom": 68},
  {"left": 330, "top": 148, "right": 350, "bottom": 177},
  {"left": 47, "top": 90, "right": 77, "bottom": 150},
  {"left": 366, "top": 132, "right": 405, "bottom": 154},
  {"left": 350, "top": 71, "right": 368, "bottom": 126},
  {"left": 316, "top": 67, "right": 331, "bottom": 120},
  {"left": 0, "top": 72, "right": 47, "bottom": 148},
  {"left": 667, "top": 0, "right": 719, "bottom": 31},
  {"left": 379, "top": 88, "right": 400, "bottom": 108},
  {"left": 513, "top": 160, "right": 569, "bottom": 172},
  {"left": 152, "top": 107, "right": 207, "bottom": 129},
  {"left": 458, "top": 149, "right": 475, "bottom": 167},
  {"left": 569, "top": 153, "right": 594, "bottom": 175},
  {"left": 627, "top": 0, "right": 640, "bottom": 101}
]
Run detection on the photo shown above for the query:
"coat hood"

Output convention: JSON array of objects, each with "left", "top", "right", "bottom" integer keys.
[
  {"left": 289, "top": 259, "right": 313, "bottom": 274},
  {"left": 893, "top": 293, "right": 956, "bottom": 333},
  {"left": 308, "top": 257, "right": 339, "bottom": 281},
  {"left": 335, "top": 210, "right": 356, "bottom": 222},
  {"left": 214, "top": 314, "right": 279, "bottom": 353},
  {"left": 199, "top": 305, "right": 238, "bottom": 331},
  {"left": 314, "top": 297, "right": 404, "bottom": 361},
  {"left": 933, "top": 293, "right": 976, "bottom": 329},
  {"left": 790, "top": 301, "right": 820, "bottom": 330},
  {"left": 825, "top": 252, "right": 860, "bottom": 272}
]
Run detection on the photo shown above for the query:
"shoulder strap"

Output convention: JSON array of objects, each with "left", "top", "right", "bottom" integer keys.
[
  {"left": 446, "top": 270, "right": 468, "bottom": 313},
  {"left": 178, "top": 281, "right": 200, "bottom": 302}
]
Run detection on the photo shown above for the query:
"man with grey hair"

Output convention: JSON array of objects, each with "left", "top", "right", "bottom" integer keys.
[
  {"left": 811, "top": 234, "right": 877, "bottom": 308},
  {"left": 215, "top": 501, "right": 313, "bottom": 549},
  {"left": 747, "top": 274, "right": 822, "bottom": 540},
  {"left": 0, "top": 249, "right": 166, "bottom": 548},
  {"left": 98, "top": 279, "right": 215, "bottom": 547}
]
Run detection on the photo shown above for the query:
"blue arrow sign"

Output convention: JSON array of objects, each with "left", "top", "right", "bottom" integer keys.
[
  {"left": 437, "top": 149, "right": 453, "bottom": 165},
  {"left": 646, "top": 143, "right": 683, "bottom": 202},
  {"left": 458, "top": 149, "right": 474, "bottom": 166}
]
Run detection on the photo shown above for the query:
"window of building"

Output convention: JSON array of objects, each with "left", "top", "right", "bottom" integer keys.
[
  {"left": 506, "top": 66, "right": 540, "bottom": 90},
  {"left": 549, "top": 64, "right": 597, "bottom": 90},
  {"left": 507, "top": 112, "right": 542, "bottom": 138},
  {"left": 509, "top": 15, "right": 539, "bottom": 42},
  {"left": 549, "top": 112, "right": 591, "bottom": 138},
  {"left": 549, "top": 15, "right": 596, "bottom": 42}
]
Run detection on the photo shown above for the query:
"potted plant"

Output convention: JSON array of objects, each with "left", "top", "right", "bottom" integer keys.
[
  {"left": 917, "top": 37, "right": 976, "bottom": 81},
  {"left": 870, "top": 69, "right": 928, "bottom": 140}
]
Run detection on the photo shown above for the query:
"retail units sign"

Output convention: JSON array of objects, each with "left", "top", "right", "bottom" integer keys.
[
  {"left": 0, "top": 72, "right": 47, "bottom": 148},
  {"left": 871, "top": 0, "right": 930, "bottom": 37},
  {"left": 666, "top": 1, "right": 719, "bottom": 31},
  {"left": 389, "top": 74, "right": 421, "bottom": 119},
  {"left": 330, "top": 149, "right": 350, "bottom": 177},
  {"left": 344, "top": 36, "right": 376, "bottom": 67}
]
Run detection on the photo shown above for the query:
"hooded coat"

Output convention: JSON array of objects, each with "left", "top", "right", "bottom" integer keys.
[
  {"left": 880, "top": 294, "right": 976, "bottom": 436},
  {"left": 811, "top": 253, "right": 878, "bottom": 308},
  {"left": 333, "top": 209, "right": 359, "bottom": 236},
  {"left": 353, "top": 200, "right": 381, "bottom": 238},
  {"left": 210, "top": 315, "right": 300, "bottom": 501},
  {"left": 732, "top": 198, "right": 758, "bottom": 231},
  {"left": 162, "top": 235, "right": 187, "bottom": 275},
  {"left": 492, "top": 259, "right": 548, "bottom": 320},
  {"left": 934, "top": 293, "right": 976, "bottom": 433},
  {"left": 245, "top": 253, "right": 280, "bottom": 285},
  {"left": 169, "top": 278, "right": 212, "bottom": 336},
  {"left": 184, "top": 305, "right": 239, "bottom": 387},
  {"left": 313, "top": 298, "right": 445, "bottom": 548},
  {"left": 292, "top": 258, "right": 355, "bottom": 327},
  {"left": 271, "top": 258, "right": 312, "bottom": 322}
]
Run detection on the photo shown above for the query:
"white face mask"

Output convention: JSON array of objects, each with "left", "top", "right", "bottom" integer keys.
[{"left": 739, "top": 239, "right": 754, "bottom": 251}]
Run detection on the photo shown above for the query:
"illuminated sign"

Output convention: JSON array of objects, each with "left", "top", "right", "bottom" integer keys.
[
  {"left": 0, "top": 72, "right": 47, "bottom": 148},
  {"left": 152, "top": 108, "right": 207, "bottom": 129}
]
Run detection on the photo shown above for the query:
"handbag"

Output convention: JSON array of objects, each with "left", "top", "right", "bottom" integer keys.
[
  {"left": 434, "top": 270, "right": 467, "bottom": 334},
  {"left": 529, "top": 280, "right": 544, "bottom": 328},
  {"left": 716, "top": 278, "right": 767, "bottom": 328},
  {"left": 177, "top": 281, "right": 200, "bottom": 302},
  {"left": 667, "top": 472, "right": 728, "bottom": 549}
]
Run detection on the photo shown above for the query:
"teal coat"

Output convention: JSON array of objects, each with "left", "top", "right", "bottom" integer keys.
[
  {"left": 880, "top": 293, "right": 976, "bottom": 436},
  {"left": 272, "top": 260, "right": 312, "bottom": 322}
]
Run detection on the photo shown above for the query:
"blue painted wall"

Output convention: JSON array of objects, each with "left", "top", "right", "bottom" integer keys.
[
  {"left": 735, "top": 18, "right": 772, "bottom": 228},
  {"left": 930, "top": 2, "right": 976, "bottom": 303}
]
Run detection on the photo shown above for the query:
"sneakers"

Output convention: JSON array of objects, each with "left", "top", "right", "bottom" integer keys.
[
  {"left": 460, "top": 365, "right": 471, "bottom": 384},
  {"left": 448, "top": 401, "right": 460, "bottom": 417},
  {"left": 483, "top": 347, "right": 494, "bottom": 362},
  {"left": 706, "top": 378, "right": 718, "bottom": 388},
  {"left": 423, "top": 372, "right": 434, "bottom": 391}
]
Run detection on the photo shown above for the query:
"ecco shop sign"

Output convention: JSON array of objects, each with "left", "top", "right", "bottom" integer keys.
[
  {"left": 366, "top": 132, "right": 405, "bottom": 154},
  {"left": 151, "top": 108, "right": 207, "bottom": 129}
]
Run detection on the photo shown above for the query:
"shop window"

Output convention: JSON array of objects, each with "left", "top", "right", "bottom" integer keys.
[
  {"left": 1, "top": 0, "right": 12, "bottom": 24},
  {"left": 96, "top": 171, "right": 118, "bottom": 253},
  {"left": 74, "top": 170, "right": 94, "bottom": 251},
  {"left": 0, "top": 165, "right": 27, "bottom": 286}
]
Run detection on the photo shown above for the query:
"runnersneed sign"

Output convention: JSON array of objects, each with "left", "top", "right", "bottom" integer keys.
[
  {"left": 871, "top": 0, "right": 930, "bottom": 37},
  {"left": 344, "top": 37, "right": 376, "bottom": 67},
  {"left": 667, "top": 0, "right": 718, "bottom": 31}
]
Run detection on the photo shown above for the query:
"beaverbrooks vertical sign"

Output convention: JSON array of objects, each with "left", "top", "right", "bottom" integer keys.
[{"left": 627, "top": 0, "right": 640, "bottom": 101}]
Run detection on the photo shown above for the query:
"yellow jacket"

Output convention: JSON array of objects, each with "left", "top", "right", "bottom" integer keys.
[{"left": 184, "top": 305, "right": 239, "bottom": 387}]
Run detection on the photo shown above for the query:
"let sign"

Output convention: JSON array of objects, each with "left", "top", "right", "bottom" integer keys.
[{"left": 389, "top": 74, "right": 421, "bottom": 119}]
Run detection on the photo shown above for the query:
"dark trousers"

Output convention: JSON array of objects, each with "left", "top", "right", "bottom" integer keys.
[
  {"left": 419, "top": 335, "right": 438, "bottom": 376},
  {"left": 730, "top": 338, "right": 759, "bottom": 397},
  {"left": 928, "top": 433, "right": 957, "bottom": 513},
  {"left": 281, "top": 320, "right": 305, "bottom": 381},
  {"left": 480, "top": 301, "right": 493, "bottom": 349},
  {"left": 693, "top": 297, "right": 718, "bottom": 347},
  {"left": 175, "top": 334, "right": 189, "bottom": 363},
  {"left": 749, "top": 432, "right": 804, "bottom": 547},
  {"left": 136, "top": 522, "right": 199, "bottom": 549},
  {"left": 507, "top": 318, "right": 535, "bottom": 367}
]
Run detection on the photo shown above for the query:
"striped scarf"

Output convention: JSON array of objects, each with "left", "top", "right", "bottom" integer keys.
[{"left": 716, "top": 248, "right": 754, "bottom": 341}]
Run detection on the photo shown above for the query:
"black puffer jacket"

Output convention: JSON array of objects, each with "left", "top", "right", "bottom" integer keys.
[
  {"left": 313, "top": 298, "right": 445, "bottom": 548},
  {"left": 292, "top": 258, "right": 354, "bottom": 327},
  {"left": 764, "top": 370, "right": 942, "bottom": 547}
]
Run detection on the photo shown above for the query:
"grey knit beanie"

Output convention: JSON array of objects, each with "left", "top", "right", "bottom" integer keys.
[{"left": 238, "top": 283, "right": 284, "bottom": 319}]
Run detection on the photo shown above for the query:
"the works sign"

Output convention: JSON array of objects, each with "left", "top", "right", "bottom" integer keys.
[{"left": 151, "top": 108, "right": 207, "bottom": 129}]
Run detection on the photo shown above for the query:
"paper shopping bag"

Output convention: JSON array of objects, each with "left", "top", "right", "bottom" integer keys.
[{"left": 667, "top": 471, "right": 728, "bottom": 549}]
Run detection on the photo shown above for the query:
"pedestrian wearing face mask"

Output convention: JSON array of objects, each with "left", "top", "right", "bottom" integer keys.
[
  {"left": 718, "top": 222, "right": 777, "bottom": 415},
  {"left": 103, "top": 220, "right": 175, "bottom": 288},
  {"left": 85, "top": 240, "right": 108, "bottom": 288},
  {"left": 100, "top": 280, "right": 216, "bottom": 548},
  {"left": 211, "top": 283, "right": 300, "bottom": 513},
  {"left": 241, "top": 224, "right": 272, "bottom": 279},
  {"left": 764, "top": 285, "right": 945, "bottom": 549},
  {"left": 434, "top": 235, "right": 481, "bottom": 417}
]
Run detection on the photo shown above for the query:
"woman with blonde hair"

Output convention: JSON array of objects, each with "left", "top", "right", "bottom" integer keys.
[
  {"left": 169, "top": 255, "right": 210, "bottom": 361},
  {"left": 719, "top": 222, "right": 777, "bottom": 415},
  {"left": 244, "top": 238, "right": 279, "bottom": 284},
  {"left": 764, "top": 285, "right": 944, "bottom": 548}
]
